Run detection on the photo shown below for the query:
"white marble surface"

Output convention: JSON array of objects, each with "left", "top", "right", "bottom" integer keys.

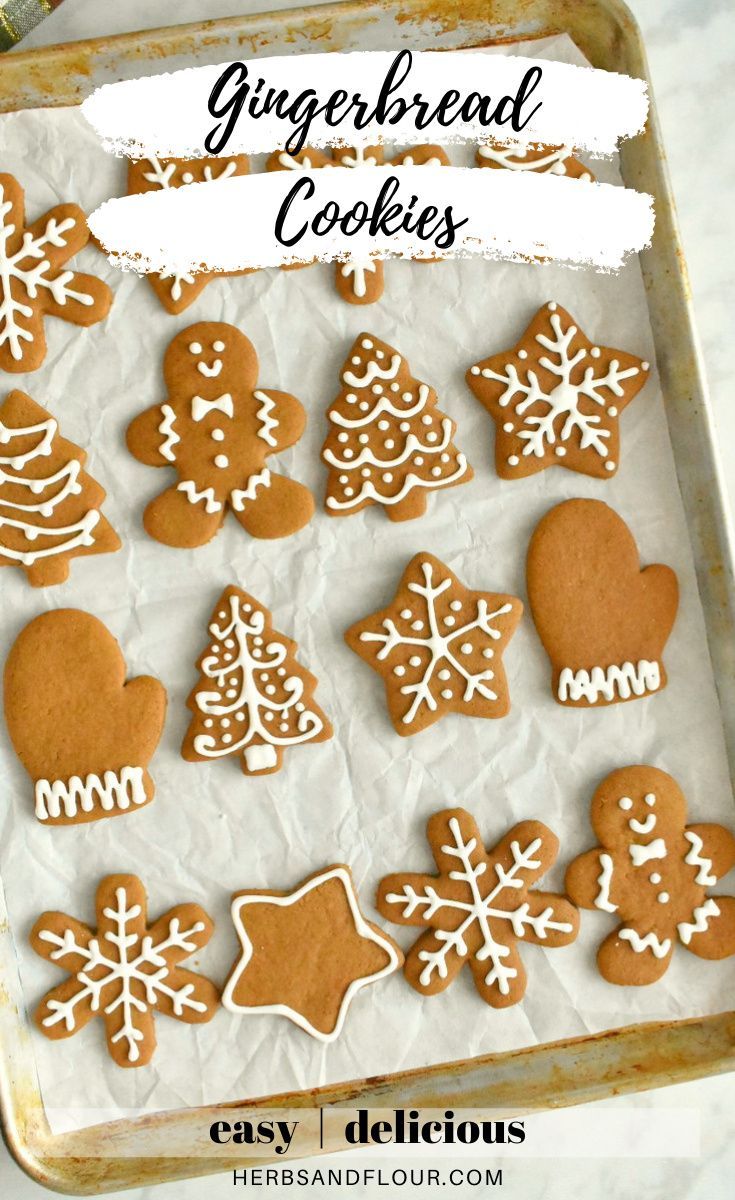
[{"left": 2, "top": 0, "right": 735, "bottom": 1196}]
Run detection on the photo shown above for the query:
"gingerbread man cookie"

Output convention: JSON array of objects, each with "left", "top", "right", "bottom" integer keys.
[
  {"left": 126, "top": 322, "right": 314, "bottom": 547},
  {"left": 566, "top": 766, "right": 735, "bottom": 985}
]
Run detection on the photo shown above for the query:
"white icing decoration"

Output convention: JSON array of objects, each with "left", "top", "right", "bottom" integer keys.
[
  {"left": 223, "top": 865, "right": 401, "bottom": 1040},
  {"left": 253, "top": 390, "right": 279, "bottom": 446},
  {"left": 37, "top": 884, "right": 208, "bottom": 1062},
  {"left": 191, "top": 592, "right": 326, "bottom": 767},
  {"left": 340, "top": 258, "right": 377, "bottom": 299},
  {"left": 683, "top": 830, "right": 717, "bottom": 886},
  {"left": 678, "top": 898, "right": 720, "bottom": 946},
  {"left": 359, "top": 558, "right": 513, "bottom": 726},
  {"left": 158, "top": 403, "right": 180, "bottom": 462},
  {"left": 191, "top": 393, "right": 233, "bottom": 422},
  {"left": 594, "top": 853, "right": 617, "bottom": 912},
  {"left": 629, "top": 837, "right": 667, "bottom": 867},
  {"left": 325, "top": 415, "right": 454, "bottom": 472},
  {"left": 618, "top": 796, "right": 633, "bottom": 811},
  {"left": 230, "top": 468, "right": 271, "bottom": 510},
  {"left": 35, "top": 767, "right": 147, "bottom": 821},
  {"left": 629, "top": 813, "right": 656, "bottom": 835},
  {"left": 0, "top": 182, "right": 95, "bottom": 362},
  {"left": 472, "top": 308, "right": 640, "bottom": 463},
  {"left": 557, "top": 660, "right": 661, "bottom": 704},
  {"left": 342, "top": 354, "right": 402, "bottom": 389},
  {"left": 385, "top": 815, "right": 573, "bottom": 996},
  {"left": 478, "top": 142, "right": 591, "bottom": 179},
  {"left": 618, "top": 928, "right": 671, "bottom": 958},
  {"left": 197, "top": 359, "right": 223, "bottom": 379},
  {"left": 177, "top": 481, "right": 222, "bottom": 514},
  {"left": 330, "top": 384, "right": 431, "bottom": 430}
]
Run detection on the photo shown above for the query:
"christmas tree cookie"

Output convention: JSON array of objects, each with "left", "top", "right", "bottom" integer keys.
[
  {"left": 323, "top": 334, "right": 472, "bottom": 522},
  {"left": 476, "top": 142, "right": 594, "bottom": 180},
  {"left": 183, "top": 586, "right": 332, "bottom": 777},
  {"left": 0, "top": 390, "right": 120, "bottom": 586}
]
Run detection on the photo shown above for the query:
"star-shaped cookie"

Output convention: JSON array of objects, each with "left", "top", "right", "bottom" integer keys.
[
  {"left": 222, "top": 865, "right": 402, "bottom": 1042},
  {"left": 345, "top": 552, "right": 522, "bottom": 736},
  {"left": 466, "top": 302, "right": 650, "bottom": 480}
]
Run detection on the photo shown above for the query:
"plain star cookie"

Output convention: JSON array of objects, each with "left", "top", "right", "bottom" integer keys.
[
  {"left": 126, "top": 155, "right": 253, "bottom": 313},
  {"left": 30, "top": 874, "right": 218, "bottom": 1067},
  {"left": 0, "top": 390, "right": 120, "bottom": 586},
  {"left": 377, "top": 808, "right": 578, "bottom": 1008},
  {"left": 4, "top": 609, "right": 167, "bottom": 825},
  {"left": 565, "top": 766, "right": 735, "bottom": 986},
  {"left": 182, "top": 586, "right": 332, "bottom": 777},
  {"left": 126, "top": 322, "right": 314, "bottom": 547},
  {"left": 322, "top": 333, "right": 472, "bottom": 521},
  {"left": 476, "top": 141, "right": 594, "bottom": 180},
  {"left": 267, "top": 143, "right": 449, "bottom": 303},
  {"left": 466, "top": 302, "right": 649, "bottom": 479},
  {"left": 345, "top": 552, "right": 522, "bottom": 736},
  {"left": 0, "top": 173, "right": 112, "bottom": 373},
  {"left": 526, "top": 499, "right": 678, "bottom": 707},
  {"left": 222, "top": 864, "right": 403, "bottom": 1041}
]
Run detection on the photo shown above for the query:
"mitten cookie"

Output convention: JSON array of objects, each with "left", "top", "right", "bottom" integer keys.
[
  {"left": 126, "top": 155, "right": 253, "bottom": 313},
  {"left": 0, "top": 173, "right": 112, "bottom": 373},
  {"left": 565, "top": 766, "right": 735, "bottom": 985},
  {"left": 466, "top": 302, "right": 649, "bottom": 479},
  {"left": 378, "top": 808, "right": 578, "bottom": 1008},
  {"left": 322, "top": 333, "right": 472, "bottom": 522},
  {"left": 345, "top": 551, "right": 522, "bottom": 736},
  {"left": 476, "top": 141, "right": 594, "bottom": 180},
  {"left": 267, "top": 144, "right": 448, "bottom": 303},
  {"left": 126, "top": 322, "right": 314, "bottom": 547},
  {"left": 0, "top": 390, "right": 120, "bottom": 586},
  {"left": 31, "top": 874, "right": 218, "bottom": 1067},
  {"left": 4, "top": 610, "right": 167, "bottom": 825},
  {"left": 182, "top": 585, "right": 332, "bottom": 776},
  {"left": 526, "top": 499, "right": 678, "bottom": 707},
  {"left": 222, "top": 864, "right": 402, "bottom": 1041}
]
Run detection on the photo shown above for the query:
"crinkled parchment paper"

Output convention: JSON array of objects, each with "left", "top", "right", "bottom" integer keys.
[{"left": 0, "top": 37, "right": 733, "bottom": 1135}]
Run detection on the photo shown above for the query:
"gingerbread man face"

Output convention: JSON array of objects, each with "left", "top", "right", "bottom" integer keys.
[
  {"left": 127, "top": 321, "right": 314, "bottom": 548},
  {"left": 566, "top": 766, "right": 735, "bottom": 986}
]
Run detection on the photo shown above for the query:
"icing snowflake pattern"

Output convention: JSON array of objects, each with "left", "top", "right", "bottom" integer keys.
[
  {"left": 378, "top": 808, "right": 578, "bottom": 1008},
  {"left": 467, "top": 302, "right": 650, "bottom": 480},
  {"left": 31, "top": 875, "right": 218, "bottom": 1067}
]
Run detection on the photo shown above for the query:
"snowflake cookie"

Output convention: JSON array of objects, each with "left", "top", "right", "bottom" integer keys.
[
  {"left": 183, "top": 586, "right": 332, "bottom": 777},
  {"left": 476, "top": 141, "right": 594, "bottom": 180},
  {"left": 30, "top": 874, "right": 218, "bottom": 1067},
  {"left": 126, "top": 155, "right": 252, "bottom": 313},
  {"left": 345, "top": 552, "right": 522, "bottom": 736},
  {"left": 466, "top": 302, "right": 649, "bottom": 479},
  {"left": 0, "top": 389, "right": 120, "bottom": 586},
  {"left": 4, "top": 609, "right": 167, "bottom": 825},
  {"left": 566, "top": 766, "right": 735, "bottom": 986},
  {"left": 378, "top": 808, "right": 578, "bottom": 1008},
  {"left": 267, "top": 143, "right": 449, "bottom": 304},
  {"left": 0, "top": 173, "right": 112, "bottom": 373},
  {"left": 126, "top": 322, "right": 314, "bottom": 547},
  {"left": 222, "top": 864, "right": 402, "bottom": 1041},
  {"left": 322, "top": 333, "right": 472, "bottom": 522},
  {"left": 527, "top": 499, "right": 678, "bottom": 707}
]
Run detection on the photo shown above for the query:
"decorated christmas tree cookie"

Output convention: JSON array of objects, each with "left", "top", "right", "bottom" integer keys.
[
  {"left": 183, "top": 586, "right": 332, "bottom": 777},
  {"left": 476, "top": 141, "right": 594, "bottom": 180},
  {"left": 0, "top": 390, "right": 120, "bottom": 586},
  {"left": 322, "top": 334, "right": 472, "bottom": 522}
]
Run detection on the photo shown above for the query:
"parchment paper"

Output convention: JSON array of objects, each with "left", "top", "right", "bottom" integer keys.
[{"left": 1, "top": 37, "right": 733, "bottom": 1136}]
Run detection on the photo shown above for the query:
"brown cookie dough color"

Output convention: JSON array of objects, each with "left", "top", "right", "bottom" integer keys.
[{"left": 126, "top": 322, "right": 314, "bottom": 548}]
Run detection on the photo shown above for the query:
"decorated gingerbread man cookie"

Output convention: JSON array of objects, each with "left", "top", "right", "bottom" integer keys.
[
  {"left": 126, "top": 322, "right": 314, "bottom": 547},
  {"left": 565, "top": 766, "right": 735, "bottom": 985}
]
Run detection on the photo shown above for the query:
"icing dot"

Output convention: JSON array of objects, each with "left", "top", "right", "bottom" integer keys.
[
  {"left": 223, "top": 652, "right": 232, "bottom": 662},
  {"left": 359, "top": 433, "right": 369, "bottom": 444},
  {"left": 213, "top": 340, "right": 225, "bottom": 352},
  {"left": 410, "top": 620, "right": 424, "bottom": 631},
  {"left": 351, "top": 356, "right": 360, "bottom": 365},
  {"left": 507, "top": 455, "right": 519, "bottom": 467},
  {"left": 338, "top": 432, "right": 349, "bottom": 443},
  {"left": 182, "top": 171, "right": 194, "bottom": 184},
  {"left": 409, "top": 655, "right": 422, "bottom": 667},
  {"left": 264, "top": 712, "right": 274, "bottom": 722},
  {"left": 361, "top": 468, "right": 370, "bottom": 478},
  {"left": 279, "top": 721, "right": 289, "bottom": 731},
  {"left": 402, "top": 392, "right": 412, "bottom": 402},
  {"left": 390, "top": 382, "right": 400, "bottom": 392},
  {"left": 591, "top": 346, "right": 601, "bottom": 358},
  {"left": 361, "top": 338, "right": 373, "bottom": 349},
  {"left": 422, "top": 415, "right": 432, "bottom": 425},
  {"left": 339, "top": 474, "right": 349, "bottom": 484},
  {"left": 383, "top": 472, "right": 394, "bottom": 482},
  {"left": 217, "top": 611, "right": 226, "bottom": 619},
  {"left": 344, "top": 487, "right": 354, "bottom": 497},
  {"left": 221, "top": 718, "right": 231, "bottom": 729},
  {"left": 642, "top": 361, "right": 650, "bottom": 371},
  {"left": 277, "top": 667, "right": 286, "bottom": 677},
  {"left": 441, "top": 689, "right": 453, "bottom": 699},
  {"left": 345, "top": 393, "right": 357, "bottom": 404},
  {"left": 450, "top": 600, "right": 462, "bottom": 611},
  {"left": 393, "top": 665, "right": 406, "bottom": 677},
  {"left": 503, "top": 422, "right": 514, "bottom": 433},
  {"left": 650, "top": 873, "right": 661, "bottom": 885},
  {"left": 461, "top": 643, "right": 473, "bottom": 654},
  {"left": 296, "top": 702, "right": 305, "bottom": 713},
  {"left": 226, "top": 688, "right": 237, "bottom": 698},
  {"left": 548, "top": 302, "right": 558, "bottom": 312},
  {"left": 400, "top": 609, "right": 412, "bottom": 619},
  {"left": 214, "top": 454, "right": 229, "bottom": 468},
  {"left": 376, "top": 350, "right": 385, "bottom": 359},
  {"left": 441, "top": 453, "right": 450, "bottom": 463},
  {"left": 225, "top": 638, "right": 235, "bottom": 648},
  {"left": 343, "top": 449, "right": 354, "bottom": 459},
  {"left": 645, "top": 793, "right": 656, "bottom": 806},
  {"left": 378, "top": 420, "right": 390, "bottom": 431},
  {"left": 443, "top": 616, "right": 456, "bottom": 628},
  {"left": 431, "top": 466, "right": 442, "bottom": 477},
  {"left": 618, "top": 796, "right": 633, "bottom": 811},
  {"left": 470, "top": 365, "right": 481, "bottom": 375},
  {"left": 414, "top": 455, "right": 424, "bottom": 466},
  {"left": 265, "top": 685, "right": 276, "bottom": 695},
  {"left": 222, "top": 733, "right": 232, "bottom": 745},
  {"left": 253, "top": 637, "right": 263, "bottom": 646},
  {"left": 371, "top": 384, "right": 383, "bottom": 395},
  {"left": 359, "top": 401, "right": 370, "bottom": 412},
  {"left": 426, "top": 432, "right": 438, "bottom": 443},
  {"left": 555, "top": 447, "right": 566, "bottom": 457},
  {"left": 438, "top": 669, "right": 451, "bottom": 681},
  {"left": 483, "top": 649, "right": 494, "bottom": 659},
  {"left": 658, "top": 892, "right": 670, "bottom": 904},
  {"left": 189, "top": 342, "right": 202, "bottom": 354},
  {"left": 605, "top": 461, "right": 616, "bottom": 472},
  {"left": 253, "top": 648, "right": 262, "bottom": 658},
  {"left": 518, "top": 349, "right": 528, "bottom": 360},
  {"left": 204, "top": 719, "right": 213, "bottom": 728},
  {"left": 400, "top": 421, "right": 411, "bottom": 432},
  {"left": 608, "top": 406, "right": 618, "bottom": 417},
  {"left": 211, "top": 428, "right": 225, "bottom": 442},
  {"left": 236, "top": 712, "right": 245, "bottom": 721},
  {"left": 384, "top": 439, "right": 395, "bottom": 449}
]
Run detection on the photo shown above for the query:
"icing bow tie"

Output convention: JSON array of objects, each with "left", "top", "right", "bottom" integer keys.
[{"left": 191, "top": 393, "right": 234, "bottom": 422}]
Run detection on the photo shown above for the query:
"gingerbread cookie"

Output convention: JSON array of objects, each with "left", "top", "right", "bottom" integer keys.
[
  {"left": 565, "top": 766, "right": 735, "bottom": 986},
  {"left": 267, "top": 144, "right": 449, "bottom": 304},
  {"left": 346, "top": 552, "right": 522, "bottom": 736},
  {"left": 322, "top": 334, "right": 472, "bottom": 522},
  {"left": 476, "top": 141, "right": 594, "bottom": 180},
  {"left": 466, "top": 302, "right": 649, "bottom": 479},
  {"left": 0, "top": 173, "right": 112, "bottom": 374},
  {"left": 378, "top": 808, "right": 578, "bottom": 1008},
  {"left": 222, "top": 864, "right": 402, "bottom": 1041},
  {"left": 126, "top": 155, "right": 252, "bottom": 313},
  {"left": 183, "top": 585, "right": 332, "bottom": 776},
  {"left": 0, "top": 390, "right": 120, "bottom": 586},
  {"left": 4, "top": 609, "right": 167, "bottom": 825},
  {"left": 126, "top": 322, "right": 314, "bottom": 547},
  {"left": 31, "top": 874, "right": 218, "bottom": 1067},
  {"left": 526, "top": 499, "right": 678, "bottom": 707}
]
